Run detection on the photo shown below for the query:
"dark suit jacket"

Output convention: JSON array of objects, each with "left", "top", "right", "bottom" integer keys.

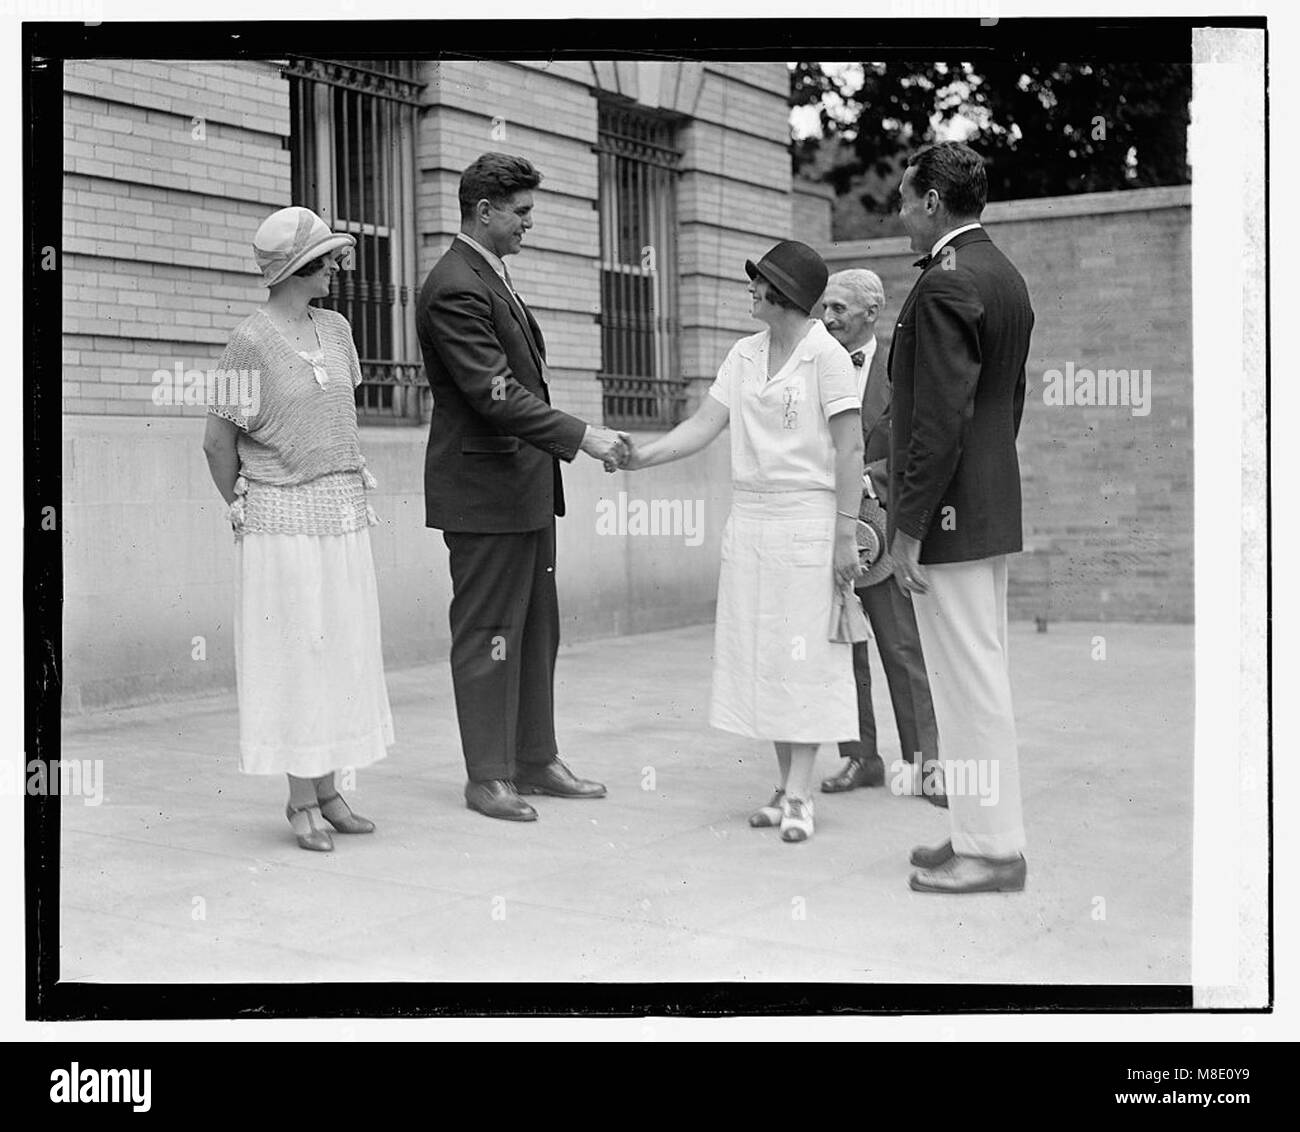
[
  {"left": 887, "top": 228, "right": 1034, "bottom": 564},
  {"left": 858, "top": 341, "right": 891, "bottom": 502},
  {"left": 417, "top": 237, "right": 587, "bottom": 533}
]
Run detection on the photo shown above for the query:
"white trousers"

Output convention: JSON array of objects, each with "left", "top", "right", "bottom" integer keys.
[{"left": 909, "top": 556, "right": 1026, "bottom": 858}]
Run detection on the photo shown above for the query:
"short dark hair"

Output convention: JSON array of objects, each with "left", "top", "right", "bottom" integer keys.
[
  {"left": 459, "top": 152, "right": 542, "bottom": 221},
  {"left": 907, "top": 142, "right": 987, "bottom": 219},
  {"left": 292, "top": 252, "right": 336, "bottom": 277},
  {"left": 756, "top": 278, "right": 803, "bottom": 312}
]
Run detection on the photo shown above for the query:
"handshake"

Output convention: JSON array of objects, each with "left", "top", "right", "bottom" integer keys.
[{"left": 580, "top": 426, "right": 641, "bottom": 473}]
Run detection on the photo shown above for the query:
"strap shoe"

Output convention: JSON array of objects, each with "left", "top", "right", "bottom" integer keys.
[
  {"left": 317, "top": 791, "right": 375, "bottom": 834},
  {"left": 285, "top": 802, "right": 334, "bottom": 852}
]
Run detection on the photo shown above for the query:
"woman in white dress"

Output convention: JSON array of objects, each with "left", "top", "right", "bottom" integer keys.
[
  {"left": 202, "top": 206, "right": 395, "bottom": 852},
  {"left": 624, "top": 241, "right": 864, "bottom": 841}
]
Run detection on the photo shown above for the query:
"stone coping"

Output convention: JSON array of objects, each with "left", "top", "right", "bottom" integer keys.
[{"left": 821, "top": 184, "right": 1191, "bottom": 262}]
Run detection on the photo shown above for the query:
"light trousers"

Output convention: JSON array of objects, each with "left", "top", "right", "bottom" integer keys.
[{"left": 909, "top": 555, "right": 1026, "bottom": 858}]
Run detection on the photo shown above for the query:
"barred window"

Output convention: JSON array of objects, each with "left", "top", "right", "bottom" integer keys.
[
  {"left": 596, "top": 101, "right": 685, "bottom": 430},
  {"left": 286, "top": 57, "right": 427, "bottom": 424}
]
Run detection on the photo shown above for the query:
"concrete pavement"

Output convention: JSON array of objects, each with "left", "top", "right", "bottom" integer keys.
[{"left": 58, "top": 620, "right": 1193, "bottom": 985}]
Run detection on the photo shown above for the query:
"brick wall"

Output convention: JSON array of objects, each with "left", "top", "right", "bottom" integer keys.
[
  {"left": 60, "top": 58, "right": 806, "bottom": 710},
  {"left": 415, "top": 60, "right": 800, "bottom": 419},
  {"left": 674, "top": 63, "right": 797, "bottom": 404},
  {"left": 62, "top": 58, "right": 807, "bottom": 425},
  {"left": 822, "top": 186, "right": 1193, "bottom": 623},
  {"left": 62, "top": 59, "right": 291, "bottom": 417},
  {"left": 793, "top": 178, "right": 834, "bottom": 245},
  {"left": 58, "top": 60, "right": 1195, "bottom": 714}
]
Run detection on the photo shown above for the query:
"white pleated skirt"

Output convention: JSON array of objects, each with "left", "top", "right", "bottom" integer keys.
[
  {"left": 709, "top": 489, "right": 858, "bottom": 743},
  {"left": 234, "top": 527, "right": 394, "bottom": 776}
]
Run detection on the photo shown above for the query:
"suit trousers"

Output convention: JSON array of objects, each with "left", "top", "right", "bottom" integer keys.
[
  {"left": 909, "top": 556, "right": 1027, "bottom": 858},
  {"left": 443, "top": 523, "right": 561, "bottom": 782},
  {"left": 838, "top": 580, "right": 939, "bottom": 769}
]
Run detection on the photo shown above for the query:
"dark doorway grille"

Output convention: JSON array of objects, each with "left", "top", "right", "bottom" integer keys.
[
  {"left": 596, "top": 101, "right": 685, "bottom": 430},
  {"left": 286, "top": 57, "right": 428, "bottom": 424}
]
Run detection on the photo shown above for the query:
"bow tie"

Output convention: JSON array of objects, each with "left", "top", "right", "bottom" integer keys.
[
  {"left": 913, "top": 254, "right": 933, "bottom": 270},
  {"left": 850, "top": 350, "right": 865, "bottom": 368}
]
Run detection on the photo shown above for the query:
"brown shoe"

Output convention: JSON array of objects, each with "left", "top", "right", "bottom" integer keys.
[
  {"left": 820, "top": 754, "right": 886, "bottom": 793},
  {"left": 908, "top": 853, "right": 1027, "bottom": 894},
  {"left": 514, "top": 758, "right": 606, "bottom": 799},
  {"left": 465, "top": 779, "right": 538, "bottom": 821}
]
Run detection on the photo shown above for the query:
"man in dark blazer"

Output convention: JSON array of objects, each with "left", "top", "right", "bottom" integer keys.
[
  {"left": 817, "top": 269, "right": 941, "bottom": 803},
  {"left": 417, "top": 152, "right": 628, "bottom": 822},
  {"left": 887, "top": 142, "right": 1035, "bottom": 893}
]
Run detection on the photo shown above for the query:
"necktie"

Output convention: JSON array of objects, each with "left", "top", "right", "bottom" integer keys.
[
  {"left": 850, "top": 350, "right": 865, "bottom": 368},
  {"left": 501, "top": 263, "right": 543, "bottom": 366},
  {"left": 501, "top": 264, "right": 525, "bottom": 306}
]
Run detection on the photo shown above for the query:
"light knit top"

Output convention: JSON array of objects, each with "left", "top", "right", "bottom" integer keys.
[{"left": 207, "top": 307, "right": 378, "bottom": 539}]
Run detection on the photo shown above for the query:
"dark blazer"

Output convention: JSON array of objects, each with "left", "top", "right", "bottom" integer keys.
[
  {"left": 887, "top": 228, "right": 1034, "bottom": 564},
  {"left": 859, "top": 342, "right": 891, "bottom": 502},
  {"left": 417, "top": 238, "right": 587, "bottom": 533}
]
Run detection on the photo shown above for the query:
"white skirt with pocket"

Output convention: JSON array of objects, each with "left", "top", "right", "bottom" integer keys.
[{"left": 709, "top": 489, "right": 858, "bottom": 742}]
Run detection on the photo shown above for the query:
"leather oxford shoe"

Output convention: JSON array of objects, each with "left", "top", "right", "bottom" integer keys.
[
  {"left": 513, "top": 758, "right": 606, "bottom": 799},
  {"left": 820, "top": 754, "right": 886, "bottom": 793},
  {"left": 465, "top": 779, "right": 538, "bottom": 822},
  {"left": 908, "top": 853, "right": 1027, "bottom": 894},
  {"left": 909, "top": 839, "right": 955, "bottom": 869}
]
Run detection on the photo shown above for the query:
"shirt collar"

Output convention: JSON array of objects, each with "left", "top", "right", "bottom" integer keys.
[
  {"left": 929, "top": 222, "right": 983, "bottom": 260},
  {"left": 845, "top": 334, "right": 877, "bottom": 362},
  {"left": 734, "top": 320, "right": 828, "bottom": 369},
  {"left": 456, "top": 232, "right": 509, "bottom": 280}
]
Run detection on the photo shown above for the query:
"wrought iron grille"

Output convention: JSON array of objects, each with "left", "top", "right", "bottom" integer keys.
[
  {"left": 596, "top": 102, "right": 685, "bottom": 429},
  {"left": 285, "top": 57, "right": 428, "bottom": 424}
]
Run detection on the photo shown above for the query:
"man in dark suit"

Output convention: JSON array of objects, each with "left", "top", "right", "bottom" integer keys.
[
  {"left": 817, "top": 269, "right": 941, "bottom": 803},
  {"left": 417, "top": 152, "right": 628, "bottom": 822},
  {"left": 887, "top": 142, "right": 1035, "bottom": 893}
]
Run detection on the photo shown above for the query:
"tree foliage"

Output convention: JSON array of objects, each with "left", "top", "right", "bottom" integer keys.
[{"left": 792, "top": 60, "right": 1191, "bottom": 231}]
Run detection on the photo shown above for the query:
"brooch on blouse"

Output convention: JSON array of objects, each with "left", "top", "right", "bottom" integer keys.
[
  {"left": 298, "top": 349, "right": 328, "bottom": 388},
  {"left": 782, "top": 386, "right": 800, "bottom": 430}
]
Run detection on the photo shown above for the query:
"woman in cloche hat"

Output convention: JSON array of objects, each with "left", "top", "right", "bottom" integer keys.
[
  {"left": 620, "top": 241, "right": 865, "bottom": 843},
  {"left": 201, "top": 206, "right": 394, "bottom": 851}
]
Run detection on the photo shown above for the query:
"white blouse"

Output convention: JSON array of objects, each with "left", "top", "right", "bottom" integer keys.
[{"left": 707, "top": 319, "right": 859, "bottom": 493}]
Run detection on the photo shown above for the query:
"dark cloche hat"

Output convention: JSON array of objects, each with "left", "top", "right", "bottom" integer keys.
[{"left": 745, "top": 240, "right": 829, "bottom": 315}]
